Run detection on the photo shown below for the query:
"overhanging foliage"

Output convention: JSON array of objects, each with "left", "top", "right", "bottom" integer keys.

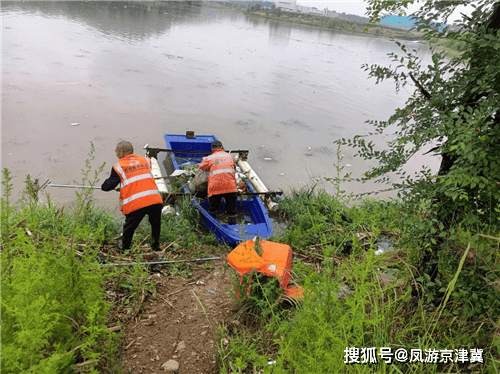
[{"left": 342, "top": 0, "right": 500, "bottom": 219}]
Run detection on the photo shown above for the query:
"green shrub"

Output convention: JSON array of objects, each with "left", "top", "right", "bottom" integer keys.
[
  {"left": 1, "top": 180, "right": 121, "bottom": 372},
  {"left": 0, "top": 146, "right": 149, "bottom": 373},
  {"left": 218, "top": 184, "right": 500, "bottom": 373}
]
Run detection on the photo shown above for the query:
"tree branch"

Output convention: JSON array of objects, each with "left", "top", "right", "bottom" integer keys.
[
  {"left": 486, "top": 1, "right": 500, "bottom": 31},
  {"left": 409, "top": 72, "right": 432, "bottom": 100}
]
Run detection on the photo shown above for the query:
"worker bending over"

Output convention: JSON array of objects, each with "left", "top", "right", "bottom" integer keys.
[
  {"left": 101, "top": 141, "right": 163, "bottom": 251},
  {"left": 199, "top": 140, "right": 238, "bottom": 225}
]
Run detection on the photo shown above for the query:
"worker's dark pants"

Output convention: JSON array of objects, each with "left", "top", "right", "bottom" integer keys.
[
  {"left": 122, "top": 203, "right": 162, "bottom": 250},
  {"left": 209, "top": 193, "right": 237, "bottom": 218}
]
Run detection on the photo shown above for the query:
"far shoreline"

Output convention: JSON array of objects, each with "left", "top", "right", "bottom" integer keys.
[{"left": 225, "top": 4, "right": 421, "bottom": 41}]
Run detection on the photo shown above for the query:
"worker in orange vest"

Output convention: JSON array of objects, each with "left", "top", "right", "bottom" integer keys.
[
  {"left": 101, "top": 141, "right": 163, "bottom": 251},
  {"left": 198, "top": 140, "right": 238, "bottom": 225}
]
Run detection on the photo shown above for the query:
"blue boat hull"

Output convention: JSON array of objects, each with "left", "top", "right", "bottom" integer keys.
[{"left": 164, "top": 134, "right": 273, "bottom": 246}]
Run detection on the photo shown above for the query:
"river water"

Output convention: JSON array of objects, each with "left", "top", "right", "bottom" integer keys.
[{"left": 2, "top": 1, "right": 437, "bottom": 208}]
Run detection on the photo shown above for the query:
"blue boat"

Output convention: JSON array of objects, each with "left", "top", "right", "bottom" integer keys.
[{"left": 163, "top": 133, "right": 273, "bottom": 246}]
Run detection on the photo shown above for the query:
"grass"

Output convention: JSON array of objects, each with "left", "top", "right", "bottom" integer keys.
[
  {"left": 215, "top": 188, "right": 500, "bottom": 374},
  {"left": 3, "top": 153, "right": 500, "bottom": 373},
  {"left": 0, "top": 146, "right": 220, "bottom": 373},
  {"left": 1, "top": 164, "right": 127, "bottom": 372}
]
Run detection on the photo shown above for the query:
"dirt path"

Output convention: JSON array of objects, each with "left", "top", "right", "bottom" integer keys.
[{"left": 120, "top": 262, "right": 239, "bottom": 374}]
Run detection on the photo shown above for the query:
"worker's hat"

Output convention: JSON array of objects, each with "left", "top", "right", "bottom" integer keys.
[{"left": 211, "top": 140, "right": 223, "bottom": 149}]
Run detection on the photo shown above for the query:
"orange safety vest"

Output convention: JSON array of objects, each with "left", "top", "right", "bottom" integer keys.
[
  {"left": 113, "top": 154, "right": 163, "bottom": 215},
  {"left": 227, "top": 240, "right": 304, "bottom": 301},
  {"left": 198, "top": 149, "right": 237, "bottom": 197}
]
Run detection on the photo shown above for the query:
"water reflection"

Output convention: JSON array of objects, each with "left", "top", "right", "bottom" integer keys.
[
  {"left": 2, "top": 1, "right": 209, "bottom": 42},
  {"left": 2, "top": 1, "right": 438, "bottom": 207},
  {"left": 268, "top": 20, "right": 292, "bottom": 47}
]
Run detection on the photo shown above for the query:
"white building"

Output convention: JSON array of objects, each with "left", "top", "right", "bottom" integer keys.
[
  {"left": 323, "top": 9, "right": 338, "bottom": 18},
  {"left": 274, "top": 1, "right": 338, "bottom": 17},
  {"left": 295, "top": 4, "right": 310, "bottom": 13},
  {"left": 275, "top": 0, "right": 296, "bottom": 12}
]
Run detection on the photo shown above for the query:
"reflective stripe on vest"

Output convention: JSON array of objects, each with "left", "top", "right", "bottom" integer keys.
[
  {"left": 120, "top": 172, "right": 154, "bottom": 188},
  {"left": 119, "top": 189, "right": 160, "bottom": 207},
  {"left": 204, "top": 153, "right": 221, "bottom": 161},
  {"left": 113, "top": 155, "right": 162, "bottom": 215},
  {"left": 114, "top": 162, "right": 127, "bottom": 181},
  {"left": 209, "top": 168, "right": 235, "bottom": 176}
]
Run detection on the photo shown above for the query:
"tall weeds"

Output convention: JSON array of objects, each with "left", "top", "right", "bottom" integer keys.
[
  {"left": 217, "top": 188, "right": 500, "bottom": 373},
  {"left": 0, "top": 145, "right": 133, "bottom": 373}
]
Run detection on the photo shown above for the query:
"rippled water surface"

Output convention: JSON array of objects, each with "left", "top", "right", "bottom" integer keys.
[{"left": 2, "top": 1, "right": 436, "bottom": 207}]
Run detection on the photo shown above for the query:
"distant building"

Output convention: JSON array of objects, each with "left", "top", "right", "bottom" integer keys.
[
  {"left": 380, "top": 15, "right": 416, "bottom": 29},
  {"left": 323, "top": 9, "right": 338, "bottom": 18},
  {"left": 275, "top": 0, "right": 296, "bottom": 11},
  {"left": 226, "top": 1, "right": 275, "bottom": 8},
  {"left": 295, "top": 4, "right": 310, "bottom": 13},
  {"left": 272, "top": 1, "right": 338, "bottom": 17},
  {"left": 309, "top": 7, "right": 321, "bottom": 15}
]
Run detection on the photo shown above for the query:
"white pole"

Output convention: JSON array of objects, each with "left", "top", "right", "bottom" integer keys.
[
  {"left": 48, "top": 184, "right": 101, "bottom": 189},
  {"left": 150, "top": 157, "right": 169, "bottom": 194},
  {"left": 234, "top": 155, "right": 278, "bottom": 211},
  {"left": 150, "top": 156, "right": 177, "bottom": 215}
]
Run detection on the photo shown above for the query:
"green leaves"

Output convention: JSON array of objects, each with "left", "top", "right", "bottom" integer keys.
[
  {"left": 1, "top": 165, "right": 126, "bottom": 372},
  {"left": 1, "top": 231, "right": 109, "bottom": 372},
  {"left": 355, "top": 0, "right": 500, "bottom": 223}
]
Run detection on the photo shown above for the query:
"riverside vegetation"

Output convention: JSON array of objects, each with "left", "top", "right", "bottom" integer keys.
[
  {"left": 243, "top": 5, "right": 468, "bottom": 53},
  {"left": 2, "top": 148, "right": 499, "bottom": 373},
  {"left": 219, "top": 1, "right": 498, "bottom": 373},
  {"left": 3, "top": 167, "right": 499, "bottom": 373},
  {"left": 216, "top": 188, "right": 500, "bottom": 373},
  {"left": 245, "top": 5, "right": 418, "bottom": 40},
  {"left": 0, "top": 146, "right": 221, "bottom": 373},
  {"left": 3, "top": 1, "right": 499, "bottom": 372}
]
